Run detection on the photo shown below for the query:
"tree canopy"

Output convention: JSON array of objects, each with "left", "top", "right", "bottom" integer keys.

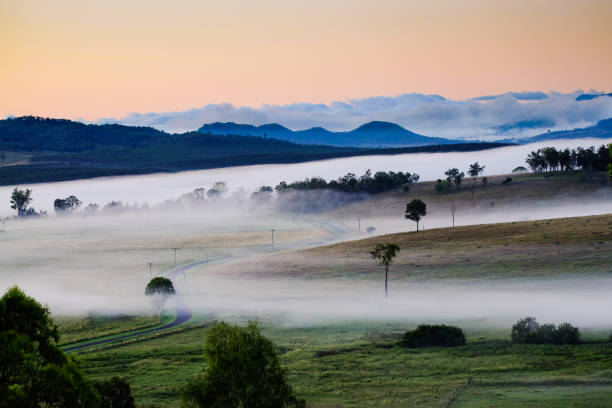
[
  {"left": 0, "top": 286, "right": 100, "bottom": 407},
  {"left": 9, "top": 187, "right": 33, "bottom": 217},
  {"left": 145, "top": 277, "right": 176, "bottom": 296},
  {"left": 54, "top": 195, "right": 82, "bottom": 213},
  {"left": 180, "top": 321, "right": 304, "bottom": 408},
  {"left": 405, "top": 199, "right": 427, "bottom": 231}
]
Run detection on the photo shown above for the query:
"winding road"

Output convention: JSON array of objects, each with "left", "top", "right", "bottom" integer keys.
[{"left": 62, "top": 219, "right": 350, "bottom": 352}]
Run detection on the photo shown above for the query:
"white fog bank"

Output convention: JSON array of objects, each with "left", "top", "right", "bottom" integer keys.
[{"left": 1, "top": 138, "right": 610, "bottom": 216}]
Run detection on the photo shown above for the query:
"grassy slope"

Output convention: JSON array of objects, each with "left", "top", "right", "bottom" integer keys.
[
  {"left": 327, "top": 172, "right": 612, "bottom": 219},
  {"left": 217, "top": 213, "right": 612, "bottom": 281}
]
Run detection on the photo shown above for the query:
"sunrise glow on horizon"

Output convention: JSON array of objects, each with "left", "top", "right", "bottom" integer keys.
[{"left": 1, "top": 0, "right": 611, "bottom": 121}]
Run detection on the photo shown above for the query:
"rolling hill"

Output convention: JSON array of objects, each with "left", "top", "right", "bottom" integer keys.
[{"left": 199, "top": 120, "right": 457, "bottom": 147}]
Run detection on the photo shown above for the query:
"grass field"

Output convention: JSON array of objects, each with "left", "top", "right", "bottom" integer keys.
[{"left": 71, "top": 320, "right": 612, "bottom": 407}]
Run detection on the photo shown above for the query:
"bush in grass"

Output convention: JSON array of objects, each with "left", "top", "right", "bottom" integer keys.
[
  {"left": 511, "top": 317, "right": 580, "bottom": 345},
  {"left": 401, "top": 324, "right": 466, "bottom": 348},
  {"left": 556, "top": 323, "right": 581, "bottom": 345},
  {"left": 180, "top": 321, "right": 304, "bottom": 408}
]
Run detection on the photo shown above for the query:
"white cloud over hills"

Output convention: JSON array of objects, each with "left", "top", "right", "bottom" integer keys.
[{"left": 100, "top": 91, "right": 612, "bottom": 141}]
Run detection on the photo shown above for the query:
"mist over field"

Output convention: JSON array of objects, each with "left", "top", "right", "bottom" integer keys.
[{"left": 1, "top": 138, "right": 609, "bottom": 216}]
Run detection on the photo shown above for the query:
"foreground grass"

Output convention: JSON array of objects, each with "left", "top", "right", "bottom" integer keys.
[{"left": 73, "top": 321, "right": 612, "bottom": 407}]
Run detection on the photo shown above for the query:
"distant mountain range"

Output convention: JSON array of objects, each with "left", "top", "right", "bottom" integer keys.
[
  {"left": 200, "top": 119, "right": 612, "bottom": 147},
  {"left": 199, "top": 121, "right": 459, "bottom": 147}
]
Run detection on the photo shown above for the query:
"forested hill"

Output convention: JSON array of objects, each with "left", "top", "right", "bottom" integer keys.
[
  {"left": 198, "top": 120, "right": 457, "bottom": 147},
  {"left": 0, "top": 116, "right": 168, "bottom": 152},
  {"left": 0, "top": 116, "right": 510, "bottom": 185}
]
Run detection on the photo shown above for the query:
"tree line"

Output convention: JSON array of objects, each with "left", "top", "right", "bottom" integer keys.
[
  {"left": 525, "top": 144, "right": 609, "bottom": 173},
  {"left": 273, "top": 169, "right": 420, "bottom": 194}
]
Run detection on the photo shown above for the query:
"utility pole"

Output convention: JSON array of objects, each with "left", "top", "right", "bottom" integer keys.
[
  {"left": 270, "top": 229, "right": 276, "bottom": 246},
  {"left": 172, "top": 248, "right": 177, "bottom": 266},
  {"left": 358, "top": 217, "right": 361, "bottom": 232},
  {"left": 450, "top": 205, "right": 456, "bottom": 227},
  {"left": 147, "top": 262, "right": 152, "bottom": 277}
]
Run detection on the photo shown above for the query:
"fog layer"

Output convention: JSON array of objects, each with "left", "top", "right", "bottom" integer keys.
[{"left": 1, "top": 138, "right": 609, "bottom": 216}]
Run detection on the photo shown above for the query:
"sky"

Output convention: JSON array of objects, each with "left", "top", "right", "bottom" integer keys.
[{"left": 1, "top": 0, "right": 611, "bottom": 123}]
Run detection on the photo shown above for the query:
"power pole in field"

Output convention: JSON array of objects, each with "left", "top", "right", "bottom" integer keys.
[
  {"left": 172, "top": 248, "right": 177, "bottom": 266},
  {"left": 450, "top": 205, "right": 456, "bottom": 227},
  {"left": 270, "top": 229, "right": 276, "bottom": 246}
]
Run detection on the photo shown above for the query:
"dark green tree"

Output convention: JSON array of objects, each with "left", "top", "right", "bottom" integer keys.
[
  {"left": 145, "top": 277, "right": 176, "bottom": 296},
  {"left": 467, "top": 162, "right": 485, "bottom": 183},
  {"left": 54, "top": 195, "right": 82, "bottom": 213},
  {"left": 0, "top": 286, "right": 100, "bottom": 407},
  {"left": 145, "top": 277, "right": 176, "bottom": 312},
  {"left": 180, "top": 321, "right": 304, "bottom": 408},
  {"left": 93, "top": 377, "right": 136, "bottom": 408},
  {"left": 10, "top": 187, "right": 32, "bottom": 217},
  {"left": 370, "top": 243, "right": 400, "bottom": 298},
  {"left": 405, "top": 199, "right": 427, "bottom": 232}
]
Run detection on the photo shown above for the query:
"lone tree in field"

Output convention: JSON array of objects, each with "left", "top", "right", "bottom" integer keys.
[
  {"left": 145, "top": 277, "right": 176, "bottom": 296},
  {"left": 468, "top": 162, "right": 486, "bottom": 183},
  {"left": 145, "top": 277, "right": 176, "bottom": 312},
  {"left": 10, "top": 187, "right": 33, "bottom": 217},
  {"left": 405, "top": 199, "right": 427, "bottom": 232},
  {"left": 370, "top": 243, "right": 400, "bottom": 298},
  {"left": 180, "top": 321, "right": 305, "bottom": 408}
]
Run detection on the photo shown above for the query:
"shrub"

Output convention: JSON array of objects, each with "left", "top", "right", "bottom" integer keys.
[
  {"left": 511, "top": 317, "right": 581, "bottom": 345},
  {"left": 401, "top": 324, "right": 466, "bottom": 348},
  {"left": 434, "top": 179, "right": 451, "bottom": 193},
  {"left": 556, "top": 323, "right": 580, "bottom": 345}
]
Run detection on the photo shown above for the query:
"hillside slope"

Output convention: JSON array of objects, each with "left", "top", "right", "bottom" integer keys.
[{"left": 199, "top": 120, "right": 457, "bottom": 147}]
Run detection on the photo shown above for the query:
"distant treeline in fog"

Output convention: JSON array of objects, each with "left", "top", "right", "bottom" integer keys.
[{"left": 525, "top": 144, "right": 610, "bottom": 173}]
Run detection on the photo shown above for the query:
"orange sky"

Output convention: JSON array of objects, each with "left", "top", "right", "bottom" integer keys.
[{"left": 1, "top": 0, "right": 611, "bottom": 120}]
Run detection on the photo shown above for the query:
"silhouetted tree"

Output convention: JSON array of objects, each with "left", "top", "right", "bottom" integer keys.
[
  {"left": 370, "top": 243, "right": 400, "bottom": 298},
  {"left": 405, "top": 199, "right": 427, "bottom": 232},
  {"left": 145, "top": 277, "right": 175, "bottom": 296},
  {"left": 467, "top": 162, "right": 486, "bottom": 183},
  {"left": 0, "top": 286, "right": 100, "bottom": 407},
  {"left": 10, "top": 187, "right": 32, "bottom": 217},
  {"left": 54, "top": 195, "right": 82, "bottom": 213},
  {"left": 180, "top": 321, "right": 304, "bottom": 408},
  {"left": 145, "top": 277, "right": 175, "bottom": 312}
]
